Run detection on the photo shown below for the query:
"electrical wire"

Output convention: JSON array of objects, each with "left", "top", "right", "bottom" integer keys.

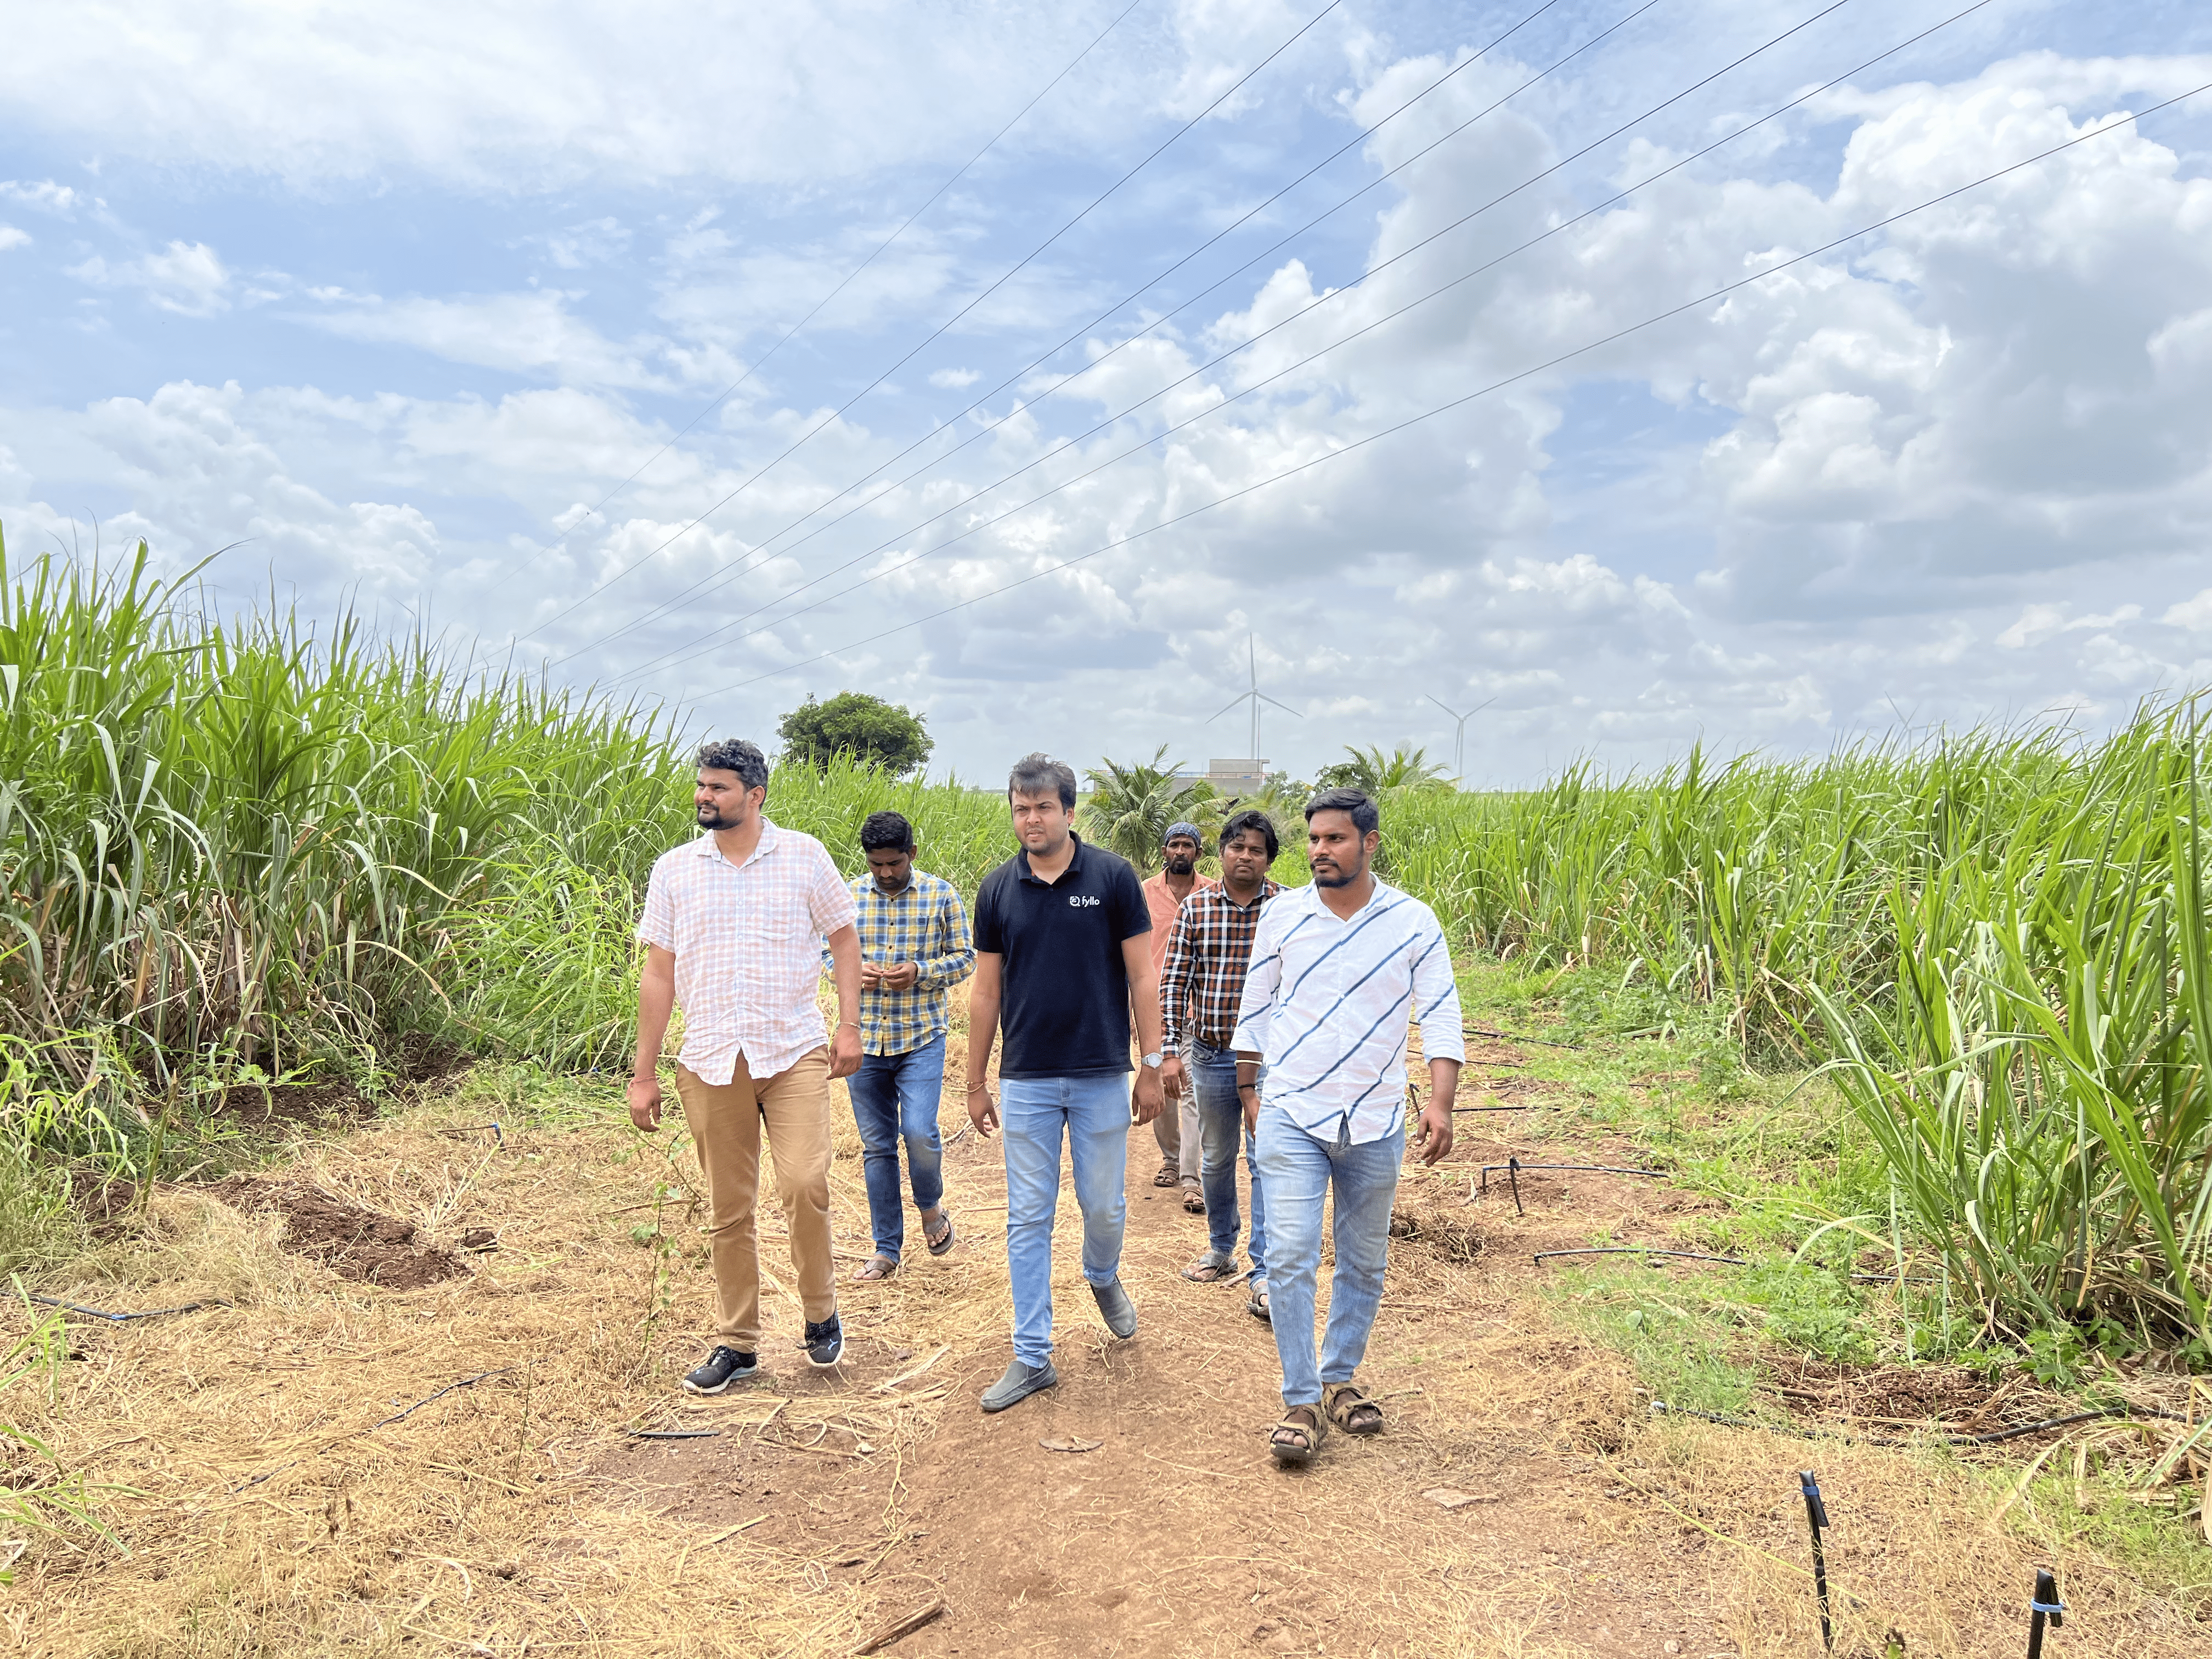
[
  {"left": 519, "top": 0, "right": 1352, "bottom": 639},
  {"left": 684, "top": 77, "right": 2209, "bottom": 702},
  {"left": 588, "top": 0, "right": 1865, "bottom": 685},
  {"left": 467, "top": 0, "right": 1152, "bottom": 592},
  {"left": 548, "top": 0, "right": 1612, "bottom": 667},
  {"left": 603, "top": 0, "right": 1968, "bottom": 686}
]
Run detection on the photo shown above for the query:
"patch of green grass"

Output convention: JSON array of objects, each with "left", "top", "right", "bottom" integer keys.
[{"left": 1550, "top": 1268, "right": 1756, "bottom": 1414}]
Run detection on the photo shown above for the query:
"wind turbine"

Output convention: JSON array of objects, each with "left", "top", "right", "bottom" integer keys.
[
  {"left": 1210, "top": 635, "right": 1301, "bottom": 766},
  {"left": 1426, "top": 693, "right": 1495, "bottom": 786}
]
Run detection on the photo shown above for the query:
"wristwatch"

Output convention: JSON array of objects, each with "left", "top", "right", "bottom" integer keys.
[{"left": 1140, "top": 1052, "right": 1164, "bottom": 1069}]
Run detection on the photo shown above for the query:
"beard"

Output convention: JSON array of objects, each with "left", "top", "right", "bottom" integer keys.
[
  {"left": 1310, "top": 859, "right": 1361, "bottom": 888},
  {"left": 697, "top": 801, "right": 740, "bottom": 830},
  {"left": 1164, "top": 854, "right": 1196, "bottom": 876}
]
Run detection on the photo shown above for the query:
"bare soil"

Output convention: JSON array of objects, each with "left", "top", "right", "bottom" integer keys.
[{"left": 205, "top": 1175, "right": 469, "bottom": 1289}]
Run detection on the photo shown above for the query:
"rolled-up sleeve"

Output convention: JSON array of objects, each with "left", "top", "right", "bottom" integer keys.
[
  {"left": 637, "top": 857, "right": 674, "bottom": 950},
  {"left": 917, "top": 884, "right": 975, "bottom": 990},
  {"left": 1229, "top": 902, "right": 1285, "bottom": 1057},
  {"left": 806, "top": 845, "right": 860, "bottom": 937},
  {"left": 1408, "top": 905, "right": 1465, "bottom": 1065}
]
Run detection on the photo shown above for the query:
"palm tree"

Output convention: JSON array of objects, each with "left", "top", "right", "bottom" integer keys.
[
  {"left": 1315, "top": 743, "right": 1453, "bottom": 797},
  {"left": 1080, "top": 746, "right": 1219, "bottom": 871}
]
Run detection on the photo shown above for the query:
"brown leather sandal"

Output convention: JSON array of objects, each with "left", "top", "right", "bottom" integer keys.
[
  {"left": 1324, "top": 1383, "right": 1384, "bottom": 1436},
  {"left": 1269, "top": 1403, "right": 1327, "bottom": 1466}
]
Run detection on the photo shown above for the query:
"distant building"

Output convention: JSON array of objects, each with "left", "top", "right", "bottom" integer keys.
[{"left": 1172, "top": 757, "right": 1269, "bottom": 799}]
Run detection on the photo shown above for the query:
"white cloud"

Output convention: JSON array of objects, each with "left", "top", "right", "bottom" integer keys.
[
  {"left": 297, "top": 290, "right": 678, "bottom": 389},
  {"left": 69, "top": 240, "right": 232, "bottom": 315},
  {"left": 0, "top": 1, "right": 1329, "bottom": 189},
  {"left": 0, "top": 225, "right": 27, "bottom": 251},
  {"left": 0, "top": 179, "right": 83, "bottom": 215},
  {"left": 928, "top": 368, "right": 981, "bottom": 390}
]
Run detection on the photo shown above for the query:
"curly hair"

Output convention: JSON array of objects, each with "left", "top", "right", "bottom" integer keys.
[{"left": 696, "top": 737, "right": 770, "bottom": 794}]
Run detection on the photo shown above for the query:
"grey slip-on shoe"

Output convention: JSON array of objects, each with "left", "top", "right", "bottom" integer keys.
[
  {"left": 980, "top": 1358, "right": 1059, "bottom": 1413},
  {"left": 1090, "top": 1277, "right": 1137, "bottom": 1339}
]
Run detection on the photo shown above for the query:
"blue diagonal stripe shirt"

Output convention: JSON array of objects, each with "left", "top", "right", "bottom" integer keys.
[{"left": 1229, "top": 878, "right": 1465, "bottom": 1144}]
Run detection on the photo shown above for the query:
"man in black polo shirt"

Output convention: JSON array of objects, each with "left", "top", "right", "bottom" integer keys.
[{"left": 966, "top": 751, "right": 1166, "bottom": 1413}]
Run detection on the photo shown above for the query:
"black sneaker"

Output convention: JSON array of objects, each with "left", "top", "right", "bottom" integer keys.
[
  {"left": 803, "top": 1314, "right": 844, "bottom": 1369},
  {"left": 682, "top": 1345, "right": 758, "bottom": 1395}
]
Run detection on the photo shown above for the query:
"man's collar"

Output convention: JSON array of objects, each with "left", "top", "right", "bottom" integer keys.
[
  {"left": 1017, "top": 829, "right": 1084, "bottom": 883},
  {"left": 691, "top": 816, "right": 778, "bottom": 861},
  {"left": 1217, "top": 878, "right": 1278, "bottom": 909},
  {"left": 866, "top": 869, "right": 918, "bottom": 898}
]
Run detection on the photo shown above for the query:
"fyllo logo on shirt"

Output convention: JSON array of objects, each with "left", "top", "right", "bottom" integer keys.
[{"left": 1069, "top": 894, "right": 1101, "bottom": 907}]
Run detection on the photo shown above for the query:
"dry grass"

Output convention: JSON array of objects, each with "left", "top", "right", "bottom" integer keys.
[{"left": 4, "top": 1029, "right": 2207, "bottom": 1656}]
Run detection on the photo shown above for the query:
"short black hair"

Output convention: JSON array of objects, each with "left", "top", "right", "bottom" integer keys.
[
  {"left": 860, "top": 810, "right": 915, "bottom": 853},
  {"left": 1218, "top": 808, "right": 1279, "bottom": 862},
  {"left": 1304, "top": 786, "right": 1379, "bottom": 836},
  {"left": 1007, "top": 752, "right": 1077, "bottom": 812},
  {"left": 697, "top": 737, "right": 769, "bottom": 794}
]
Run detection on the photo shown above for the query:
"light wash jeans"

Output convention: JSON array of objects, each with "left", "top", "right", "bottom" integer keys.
[
  {"left": 1254, "top": 1105, "right": 1403, "bottom": 1408},
  {"left": 998, "top": 1073, "right": 1131, "bottom": 1368},
  {"left": 1188, "top": 1041, "right": 1266, "bottom": 1283},
  {"left": 845, "top": 1032, "right": 946, "bottom": 1261}
]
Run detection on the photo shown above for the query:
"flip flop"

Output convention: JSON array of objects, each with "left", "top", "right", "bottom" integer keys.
[
  {"left": 924, "top": 1210, "right": 956, "bottom": 1256},
  {"left": 1182, "top": 1250, "right": 1237, "bottom": 1283},
  {"left": 851, "top": 1254, "right": 898, "bottom": 1283},
  {"left": 1181, "top": 1185, "right": 1206, "bottom": 1215},
  {"left": 1246, "top": 1282, "right": 1271, "bottom": 1323}
]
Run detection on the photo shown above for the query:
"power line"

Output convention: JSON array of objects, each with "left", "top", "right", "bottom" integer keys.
[
  {"left": 516, "top": 0, "right": 1352, "bottom": 641},
  {"left": 466, "top": 0, "right": 1152, "bottom": 594},
  {"left": 681, "top": 78, "right": 2208, "bottom": 704},
  {"left": 597, "top": 0, "right": 1927, "bottom": 687},
  {"left": 542, "top": 0, "right": 1594, "bottom": 667}
]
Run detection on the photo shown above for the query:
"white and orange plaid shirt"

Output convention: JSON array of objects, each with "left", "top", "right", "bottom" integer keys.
[{"left": 637, "top": 819, "right": 859, "bottom": 1084}]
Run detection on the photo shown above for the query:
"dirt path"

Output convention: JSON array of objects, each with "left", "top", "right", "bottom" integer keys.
[{"left": 601, "top": 1097, "right": 1741, "bottom": 1658}]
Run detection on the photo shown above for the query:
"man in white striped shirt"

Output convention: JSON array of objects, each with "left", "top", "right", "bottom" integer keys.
[{"left": 1231, "top": 787, "right": 1463, "bottom": 1465}]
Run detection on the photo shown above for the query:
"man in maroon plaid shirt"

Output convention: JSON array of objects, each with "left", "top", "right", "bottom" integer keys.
[{"left": 1157, "top": 808, "right": 1281, "bottom": 1321}]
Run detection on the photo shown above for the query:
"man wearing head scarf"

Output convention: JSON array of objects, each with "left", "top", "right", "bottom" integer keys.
[{"left": 1139, "top": 821, "right": 1215, "bottom": 1212}]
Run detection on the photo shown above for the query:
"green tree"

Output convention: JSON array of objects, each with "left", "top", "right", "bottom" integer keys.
[
  {"left": 776, "top": 692, "right": 933, "bottom": 776},
  {"left": 1314, "top": 743, "right": 1452, "bottom": 797},
  {"left": 1079, "top": 745, "right": 1218, "bottom": 871}
]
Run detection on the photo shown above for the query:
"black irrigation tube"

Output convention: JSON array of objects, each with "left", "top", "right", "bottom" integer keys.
[
  {"left": 1465, "top": 1024, "right": 1583, "bottom": 1051},
  {"left": 1531, "top": 1248, "right": 1938, "bottom": 1284},
  {"left": 31, "top": 1294, "right": 231, "bottom": 1323},
  {"left": 435, "top": 1122, "right": 505, "bottom": 1147},
  {"left": 1449, "top": 1103, "right": 1560, "bottom": 1113},
  {"left": 233, "top": 1366, "right": 520, "bottom": 1492},
  {"left": 1651, "top": 1398, "right": 2187, "bottom": 1448},
  {"left": 629, "top": 1429, "right": 722, "bottom": 1440}
]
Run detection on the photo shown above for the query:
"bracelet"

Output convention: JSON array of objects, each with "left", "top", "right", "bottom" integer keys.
[
  {"left": 964, "top": 1080, "right": 991, "bottom": 1093},
  {"left": 1236, "top": 1082, "right": 1259, "bottom": 1094}
]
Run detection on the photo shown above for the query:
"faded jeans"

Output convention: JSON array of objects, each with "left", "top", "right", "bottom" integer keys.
[
  {"left": 1187, "top": 1041, "right": 1266, "bottom": 1283},
  {"left": 845, "top": 1033, "right": 946, "bottom": 1261},
  {"left": 999, "top": 1073, "right": 1131, "bottom": 1368},
  {"left": 1254, "top": 1105, "right": 1403, "bottom": 1408}
]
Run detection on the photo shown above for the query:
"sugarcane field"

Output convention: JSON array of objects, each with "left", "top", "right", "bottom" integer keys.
[{"left": 4, "top": 3, "right": 2212, "bottom": 1656}]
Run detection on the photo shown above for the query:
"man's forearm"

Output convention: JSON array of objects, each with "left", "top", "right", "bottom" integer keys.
[
  {"left": 966, "top": 996, "right": 999, "bottom": 1086},
  {"left": 828, "top": 929, "right": 862, "bottom": 1030},
  {"left": 634, "top": 974, "right": 674, "bottom": 1076},
  {"left": 1429, "top": 1058, "right": 1461, "bottom": 1101}
]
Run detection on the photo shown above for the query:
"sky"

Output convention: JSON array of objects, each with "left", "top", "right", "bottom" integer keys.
[{"left": 2, "top": 0, "right": 2209, "bottom": 788}]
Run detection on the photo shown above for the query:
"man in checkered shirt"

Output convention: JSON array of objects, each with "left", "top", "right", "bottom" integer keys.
[
  {"left": 629, "top": 738, "right": 864, "bottom": 1395},
  {"left": 845, "top": 809, "right": 975, "bottom": 1283},
  {"left": 1158, "top": 808, "right": 1281, "bottom": 1318}
]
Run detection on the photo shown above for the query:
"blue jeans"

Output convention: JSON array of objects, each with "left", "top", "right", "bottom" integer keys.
[
  {"left": 1254, "top": 1105, "right": 1403, "bottom": 1408},
  {"left": 1188, "top": 1042, "right": 1266, "bottom": 1283},
  {"left": 999, "top": 1073, "right": 1131, "bottom": 1368},
  {"left": 846, "top": 1034, "right": 947, "bottom": 1261}
]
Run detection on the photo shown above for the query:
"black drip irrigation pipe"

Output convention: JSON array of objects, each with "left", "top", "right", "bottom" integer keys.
[
  {"left": 31, "top": 1294, "right": 232, "bottom": 1323},
  {"left": 435, "top": 1122, "right": 505, "bottom": 1147},
  {"left": 1652, "top": 1398, "right": 2186, "bottom": 1449},
  {"left": 1531, "top": 1249, "right": 1938, "bottom": 1284},
  {"left": 1448, "top": 1103, "right": 1559, "bottom": 1113},
  {"left": 629, "top": 1429, "right": 722, "bottom": 1440},
  {"left": 1799, "top": 1470, "right": 1834, "bottom": 1652},
  {"left": 2027, "top": 1567, "right": 2064, "bottom": 1659},
  {"left": 1465, "top": 1024, "right": 1583, "bottom": 1051},
  {"left": 1479, "top": 1160, "right": 1667, "bottom": 1215}
]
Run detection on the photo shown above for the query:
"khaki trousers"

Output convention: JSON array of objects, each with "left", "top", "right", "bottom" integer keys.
[{"left": 674, "top": 1049, "right": 836, "bottom": 1350}]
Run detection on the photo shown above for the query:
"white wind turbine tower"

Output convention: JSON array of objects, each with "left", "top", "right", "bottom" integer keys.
[
  {"left": 1209, "top": 635, "right": 1301, "bottom": 768},
  {"left": 1426, "top": 693, "right": 1495, "bottom": 786}
]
